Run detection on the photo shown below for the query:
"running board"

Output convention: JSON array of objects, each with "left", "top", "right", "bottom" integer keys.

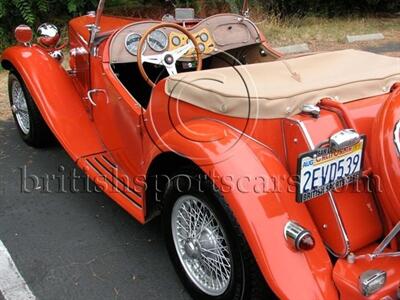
[{"left": 77, "top": 153, "right": 145, "bottom": 223}]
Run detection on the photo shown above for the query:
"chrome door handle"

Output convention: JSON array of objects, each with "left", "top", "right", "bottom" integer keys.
[{"left": 87, "top": 89, "right": 108, "bottom": 106}]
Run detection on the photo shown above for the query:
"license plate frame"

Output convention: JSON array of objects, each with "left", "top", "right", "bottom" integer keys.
[{"left": 296, "top": 136, "right": 366, "bottom": 203}]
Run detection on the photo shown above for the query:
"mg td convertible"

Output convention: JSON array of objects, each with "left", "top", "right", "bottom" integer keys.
[{"left": 2, "top": 0, "right": 400, "bottom": 299}]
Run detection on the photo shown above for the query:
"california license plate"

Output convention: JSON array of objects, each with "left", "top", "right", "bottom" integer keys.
[{"left": 296, "top": 137, "right": 365, "bottom": 203}]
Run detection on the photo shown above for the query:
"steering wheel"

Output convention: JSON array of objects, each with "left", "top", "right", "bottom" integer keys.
[{"left": 137, "top": 23, "right": 203, "bottom": 88}]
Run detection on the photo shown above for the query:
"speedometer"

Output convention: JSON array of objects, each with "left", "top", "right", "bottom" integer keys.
[
  {"left": 147, "top": 30, "right": 168, "bottom": 52},
  {"left": 125, "top": 33, "right": 144, "bottom": 56}
]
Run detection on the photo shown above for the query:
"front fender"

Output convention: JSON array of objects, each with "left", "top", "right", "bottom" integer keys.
[
  {"left": 145, "top": 118, "right": 338, "bottom": 300},
  {"left": 1, "top": 45, "right": 103, "bottom": 160}
]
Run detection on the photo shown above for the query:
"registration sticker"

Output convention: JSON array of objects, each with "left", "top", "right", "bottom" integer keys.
[{"left": 296, "top": 137, "right": 365, "bottom": 203}]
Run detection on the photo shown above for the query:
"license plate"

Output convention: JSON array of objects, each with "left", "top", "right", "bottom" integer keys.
[{"left": 296, "top": 137, "right": 365, "bottom": 203}]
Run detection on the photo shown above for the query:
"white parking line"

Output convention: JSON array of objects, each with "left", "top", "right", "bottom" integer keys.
[{"left": 0, "top": 241, "right": 36, "bottom": 300}]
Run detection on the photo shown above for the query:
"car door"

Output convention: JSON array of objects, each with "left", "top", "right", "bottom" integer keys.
[
  {"left": 89, "top": 54, "right": 146, "bottom": 189},
  {"left": 68, "top": 24, "right": 92, "bottom": 114}
]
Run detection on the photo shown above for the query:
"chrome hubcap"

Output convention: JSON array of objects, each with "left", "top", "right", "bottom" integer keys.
[
  {"left": 11, "top": 80, "right": 30, "bottom": 135},
  {"left": 171, "top": 195, "right": 232, "bottom": 296}
]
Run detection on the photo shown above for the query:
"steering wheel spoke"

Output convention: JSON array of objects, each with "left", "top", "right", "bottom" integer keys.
[
  {"left": 171, "top": 42, "right": 194, "bottom": 61},
  {"left": 165, "top": 63, "right": 178, "bottom": 76},
  {"left": 142, "top": 53, "right": 163, "bottom": 65}
]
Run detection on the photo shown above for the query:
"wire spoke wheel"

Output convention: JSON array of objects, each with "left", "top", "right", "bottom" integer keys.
[
  {"left": 171, "top": 195, "right": 232, "bottom": 296},
  {"left": 11, "top": 79, "right": 30, "bottom": 135}
]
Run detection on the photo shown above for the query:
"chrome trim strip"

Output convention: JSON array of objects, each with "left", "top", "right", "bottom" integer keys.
[
  {"left": 287, "top": 117, "right": 351, "bottom": 257},
  {"left": 85, "top": 159, "right": 142, "bottom": 209},
  {"left": 94, "top": 157, "right": 142, "bottom": 198},
  {"left": 296, "top": 120, "right": 314, "bottom": 148},
  {"left": 394, "top": 120, "right": 400, "bottom": 156},
  {"left": 77, "top": 33, "right": 88, "bottom": 46},
  {"left": 327, "top": 192, "right": 351, "bottom": 257}
]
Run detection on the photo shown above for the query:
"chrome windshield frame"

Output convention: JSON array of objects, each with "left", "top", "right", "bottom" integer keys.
[
  {"left": 95, "top": 0, "right": 106, "bottom": 30},
  {"left": 88, "top": 0, "right": 106, "bottom": 56}
]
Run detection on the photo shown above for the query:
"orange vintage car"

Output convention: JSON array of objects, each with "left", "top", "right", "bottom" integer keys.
[{"left": 1, "top": 0, "right": 400, "bottom": 299}]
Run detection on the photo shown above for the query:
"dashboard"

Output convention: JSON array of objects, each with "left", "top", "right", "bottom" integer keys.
[{"left": 109, "top": 14, "right": 262, "bottom": 64}]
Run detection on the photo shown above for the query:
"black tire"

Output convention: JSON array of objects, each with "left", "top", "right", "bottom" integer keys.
[
  {"left": 8, "top": 72, "right": 54, "bottom": 147},
  {"left": 162, "top": 168, "right": 274, "bottom": 300}
]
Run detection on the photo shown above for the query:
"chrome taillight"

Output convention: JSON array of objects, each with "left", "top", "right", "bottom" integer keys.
[
  {"left": 284, "top": 221, "right": 315, "bottom": 251},
  {"left": 359, "top": 270, "right": 386, "bottom": 296}
]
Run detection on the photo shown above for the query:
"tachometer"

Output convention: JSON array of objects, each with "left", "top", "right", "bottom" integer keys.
[
  {"left": 125, "top": 33, "right": 144, "bottom": 56},
  {"left": 147, "top": 30, "right": 168, "bottom": 52}
]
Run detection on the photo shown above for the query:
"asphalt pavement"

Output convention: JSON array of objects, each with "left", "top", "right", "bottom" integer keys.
[{"left": 0, "top": 118, "right": 191, "bottom": 299}]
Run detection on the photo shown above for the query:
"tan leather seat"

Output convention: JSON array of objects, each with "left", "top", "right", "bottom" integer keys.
[{"left": 166, "top": 49, "right": 400, "bottom": 119}]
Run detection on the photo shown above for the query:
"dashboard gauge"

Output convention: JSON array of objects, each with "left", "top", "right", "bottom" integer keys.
[
  {"left": 198, "top": 43, "right": 206, "bottom": 53},
  {"left": 147, "top": 30, "right": 168, "bottom": 52},
  {"left": 172, "top": 36, "right": 181, "bottom": 46},
  {"left": 200, "top": 32, "right": 209, "bottom": 42},
  {"left": 125, "top": 33, "right": 144, "bottom": 56}
]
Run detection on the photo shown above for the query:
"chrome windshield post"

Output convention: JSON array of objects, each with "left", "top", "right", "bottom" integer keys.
[
  {"left": 241, "top": 0, "right": 249, "bottom": 16},
  {"left": 94, "top": 0, "right": 106, "bottom": 29},
  {"left": 88, "top": 0, "right": 106, "bottom": 56}
]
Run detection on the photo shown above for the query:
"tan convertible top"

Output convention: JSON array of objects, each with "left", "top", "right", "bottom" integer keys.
[{"left": 165, "top": 50, "right": 400, "bottom": 119}]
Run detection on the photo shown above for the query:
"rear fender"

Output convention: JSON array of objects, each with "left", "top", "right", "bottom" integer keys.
[
  {"left": 145, "top": 119, "right": 338, "bottom": 300},
  {"left": 1, "top": 45, "right": 104, "bottom": 160}
]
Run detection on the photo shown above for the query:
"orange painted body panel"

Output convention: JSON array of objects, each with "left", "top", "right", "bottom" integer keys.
[
  {"left": 282, "top": 112, "right": 383, "bottom": 256},
  {"left": 334, "top": 245, "right": 400, "bottom": 300},
  {"left": 1, "top": 44, "right": 147, "bottom": 223},
  {"left": 282, "top": 117, "right": 349, "bottom": 255},
  {"left": 1, "top": 45, "right": 105, "bottom": 160},
  {"left": 2, "top": 13, "right": 400, "bottom": 300},
  {"left": 370, "top": 85, "right": 400, "bottom": 225},
  {"left": 77, "top": 153, "right": 145, "bottom": 223},
  {"left": 69, "top": 15, "right": 143, "bottom": 43},
  {"left": 142, "top": 98, "right": 338, "bottom": 299}
]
